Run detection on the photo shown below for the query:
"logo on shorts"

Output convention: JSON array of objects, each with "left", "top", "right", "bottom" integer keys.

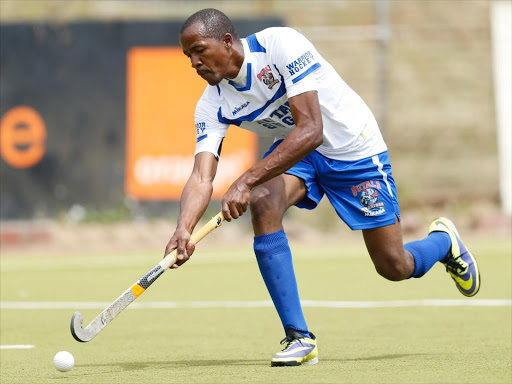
[
  {"left": 257, "top": 65, "right": 279, "bottom": 89},
  {"left": 360, "top": 188, "right": 379, "bottom": 207},
  {"left": 352, "top": 180, "right": 386, "bottom": 217}
]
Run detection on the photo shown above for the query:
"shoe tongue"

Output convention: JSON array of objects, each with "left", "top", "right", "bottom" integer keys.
[{"left": 286, "top": 328, "right": 306, "bottom": 340}]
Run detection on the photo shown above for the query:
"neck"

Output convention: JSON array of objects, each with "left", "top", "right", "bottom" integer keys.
[{"left": 225, "top": 39, "right": 245, "bottom": 79}]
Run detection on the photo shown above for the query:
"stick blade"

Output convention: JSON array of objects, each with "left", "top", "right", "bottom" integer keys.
[{"left": 70, "top": 312, "right": 94, "bottom": 342}]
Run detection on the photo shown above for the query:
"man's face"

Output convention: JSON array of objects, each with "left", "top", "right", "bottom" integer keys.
[{"left": 180, "top": 24, "right": 232, "bottom": 86}]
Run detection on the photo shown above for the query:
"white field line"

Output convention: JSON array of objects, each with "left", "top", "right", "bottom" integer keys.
[
  {"left": 0, "top": 345, "right": 35, "bottom": 349},
  {"left": 0, "top": 299, "right": 510, "bottom": 310}
]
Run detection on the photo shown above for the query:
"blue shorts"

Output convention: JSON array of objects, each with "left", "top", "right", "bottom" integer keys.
[{"left": 263, "top": 140, "right": 401, "bottom": 230}]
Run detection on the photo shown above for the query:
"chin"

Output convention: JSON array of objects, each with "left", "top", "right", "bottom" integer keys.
[{"left": 206, "top": 77, "right": 222, "bottom": 86}]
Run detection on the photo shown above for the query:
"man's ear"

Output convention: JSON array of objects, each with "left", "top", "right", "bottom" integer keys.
[{"left": 222, "top": 33, "right": 233, "bottom": 49}]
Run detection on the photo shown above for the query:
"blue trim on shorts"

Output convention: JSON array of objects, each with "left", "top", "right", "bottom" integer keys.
[{"left": 263, "top": 140, "right": 401, "bottom": 230}]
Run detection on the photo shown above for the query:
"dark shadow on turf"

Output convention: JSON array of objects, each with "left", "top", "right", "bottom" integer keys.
[
  {"left": 80, "top": 359, "right": 270, "bottom": 370},
  {"left": 79, "top": 354, "right": 429, "bottom": 371},
  {"left": 336, "top": 353, "right": 432, "bottom": 362}
]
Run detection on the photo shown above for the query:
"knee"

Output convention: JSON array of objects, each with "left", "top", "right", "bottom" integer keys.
[
  {"left": 250, "top": 187, "right": 283, "bottom": 225},
  {"left": 371, "top": 251, "right": 410, "bottom": 281}
]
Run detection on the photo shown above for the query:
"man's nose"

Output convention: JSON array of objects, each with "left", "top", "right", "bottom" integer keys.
[{"left": 190, "top": 55, "right": 201, "bottom": 68}]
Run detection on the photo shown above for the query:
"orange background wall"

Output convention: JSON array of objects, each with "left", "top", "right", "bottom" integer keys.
[{"left": 125, "top": 47, "right": 257, "bottom": 200}]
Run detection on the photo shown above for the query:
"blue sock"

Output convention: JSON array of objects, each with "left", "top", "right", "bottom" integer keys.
[
  {"left": 405, "top": 232, "right": 451, "bottom": 278},
  {"left": 254, "top": 230, "right": 309, "bottom": 336}
]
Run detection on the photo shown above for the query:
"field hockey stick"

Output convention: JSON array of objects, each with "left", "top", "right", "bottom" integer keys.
[{"left": 70, "top": 211, "right": 224, "bottom": 342}]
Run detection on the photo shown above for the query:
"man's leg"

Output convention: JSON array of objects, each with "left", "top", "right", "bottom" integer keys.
[
  {"left": 362, "top": 216, "right": 481, "bottom": 296},
  {"left": 362, "top": 216, "right": 452, "bottom": 281},
  {"left": 251, "top": 173, "right": 318, "bottom": 366},
  {"left": 312, "top": 148, "right": 479, "bottom": 292},
  {"left": 251, "top": 173, "right": 308, "bottom": 331}
]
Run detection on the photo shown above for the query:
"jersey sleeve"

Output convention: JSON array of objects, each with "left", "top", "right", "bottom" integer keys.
[
  {"left": 266, "top": 28, "right": 322, "bottom": 98},
  {"left": 194, "top": 87, "right": 229, "bottom": 160}
]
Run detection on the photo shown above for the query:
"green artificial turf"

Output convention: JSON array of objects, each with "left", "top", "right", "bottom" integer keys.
[{"left": 1, "top": 238, "right": 510, "bottom": 383}]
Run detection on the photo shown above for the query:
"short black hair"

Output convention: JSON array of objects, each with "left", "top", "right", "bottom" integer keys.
[{"left": 180, "top": 8, "right": 239, "bottom": 41}]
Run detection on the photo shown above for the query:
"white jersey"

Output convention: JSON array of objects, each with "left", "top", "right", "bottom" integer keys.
[{"left": 194, "top": 27, "right": 387, "bottom": 161}]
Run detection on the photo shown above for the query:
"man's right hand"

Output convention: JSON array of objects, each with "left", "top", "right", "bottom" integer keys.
[{"left": 164, "top": 228, "right": 196, "bottom": 269}]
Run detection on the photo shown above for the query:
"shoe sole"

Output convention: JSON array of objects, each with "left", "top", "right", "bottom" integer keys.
[
  {"left": 303, "top": 357, "right": 319, "bottom": 365},
  {"left": 271, "top": 357, "right": 318, "bottom": 367}
]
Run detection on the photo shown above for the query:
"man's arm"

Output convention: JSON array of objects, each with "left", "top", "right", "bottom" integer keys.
[
  {"left": 165, "top": 151, "right": 218, "bottom": 268},
  {"left": 221, "top": 90, "right": 323, "bottom": 220}
]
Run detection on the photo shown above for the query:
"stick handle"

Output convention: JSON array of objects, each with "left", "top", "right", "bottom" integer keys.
[
  {"left": 71, "top": 211, "right": 225, "bottom": 342},
  {"left": 159, "top": 211, "right": 225, "bottom": 270}
]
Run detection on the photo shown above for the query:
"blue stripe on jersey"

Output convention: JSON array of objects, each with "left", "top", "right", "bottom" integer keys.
[
  {"left": 229, "top": 63, "right": 252, "bottom": 92},
  {"left": 273, "top": 64, "right": 282, "bottom": 77},
  {"left": 197, "top": 134, "right": 208, "bottom": 142},
  {"left": 217, "top": 79, "right": 287, "bottom": 126},
  {"left": 216, "top": 85, "right": 221, "bottom": 95},
  {"left": 291, "top": 62, "right": 321, "bottom": 84},
  {"left": 246, "top": 34, "right": 266, "bottom": 53}
]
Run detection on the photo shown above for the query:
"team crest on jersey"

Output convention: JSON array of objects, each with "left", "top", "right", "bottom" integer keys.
[
  {"left": 352, "top": 180, "right": 386, "bottom": 217},
  {"left": 257, "top": 65, "right": 279, "bottom": 89}
]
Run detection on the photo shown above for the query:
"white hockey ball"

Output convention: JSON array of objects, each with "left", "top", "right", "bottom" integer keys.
[{"left": 53, "top": 351, "right": 74, "bottom": 372}]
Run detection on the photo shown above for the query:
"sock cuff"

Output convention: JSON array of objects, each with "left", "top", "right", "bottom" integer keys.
[
  {"left": 405, "top": 241, "right": 428, "bottom": 278},
  {"left": 253, "top": 230, "right": 290, "bottom": 256}
]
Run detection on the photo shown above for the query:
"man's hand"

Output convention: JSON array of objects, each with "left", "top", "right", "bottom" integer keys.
[
  {"left": 218, "top": 92, "right": 322, "bottom": 217},
  {"left": 164, "top": 227, "right": 196, "bottom": 269},
  {"left": 222, "top": 180, "right": 252, "bottom": 221}
]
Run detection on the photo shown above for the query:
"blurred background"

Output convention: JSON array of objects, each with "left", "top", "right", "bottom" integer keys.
[{"left": 1, "top": 0, "right": 510, "bottom": 251}]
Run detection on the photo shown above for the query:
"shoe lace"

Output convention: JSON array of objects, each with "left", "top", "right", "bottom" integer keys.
[
  {"left": 279, "top": 336, "right": 296, "bottom": 351},
  {"left": 444, "top": 255, "right": 468, "bottom": 274}
]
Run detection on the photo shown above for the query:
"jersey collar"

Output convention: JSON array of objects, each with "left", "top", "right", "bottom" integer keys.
[{"left": 227, "top": 39, "right": 251, "bottom": 91}]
